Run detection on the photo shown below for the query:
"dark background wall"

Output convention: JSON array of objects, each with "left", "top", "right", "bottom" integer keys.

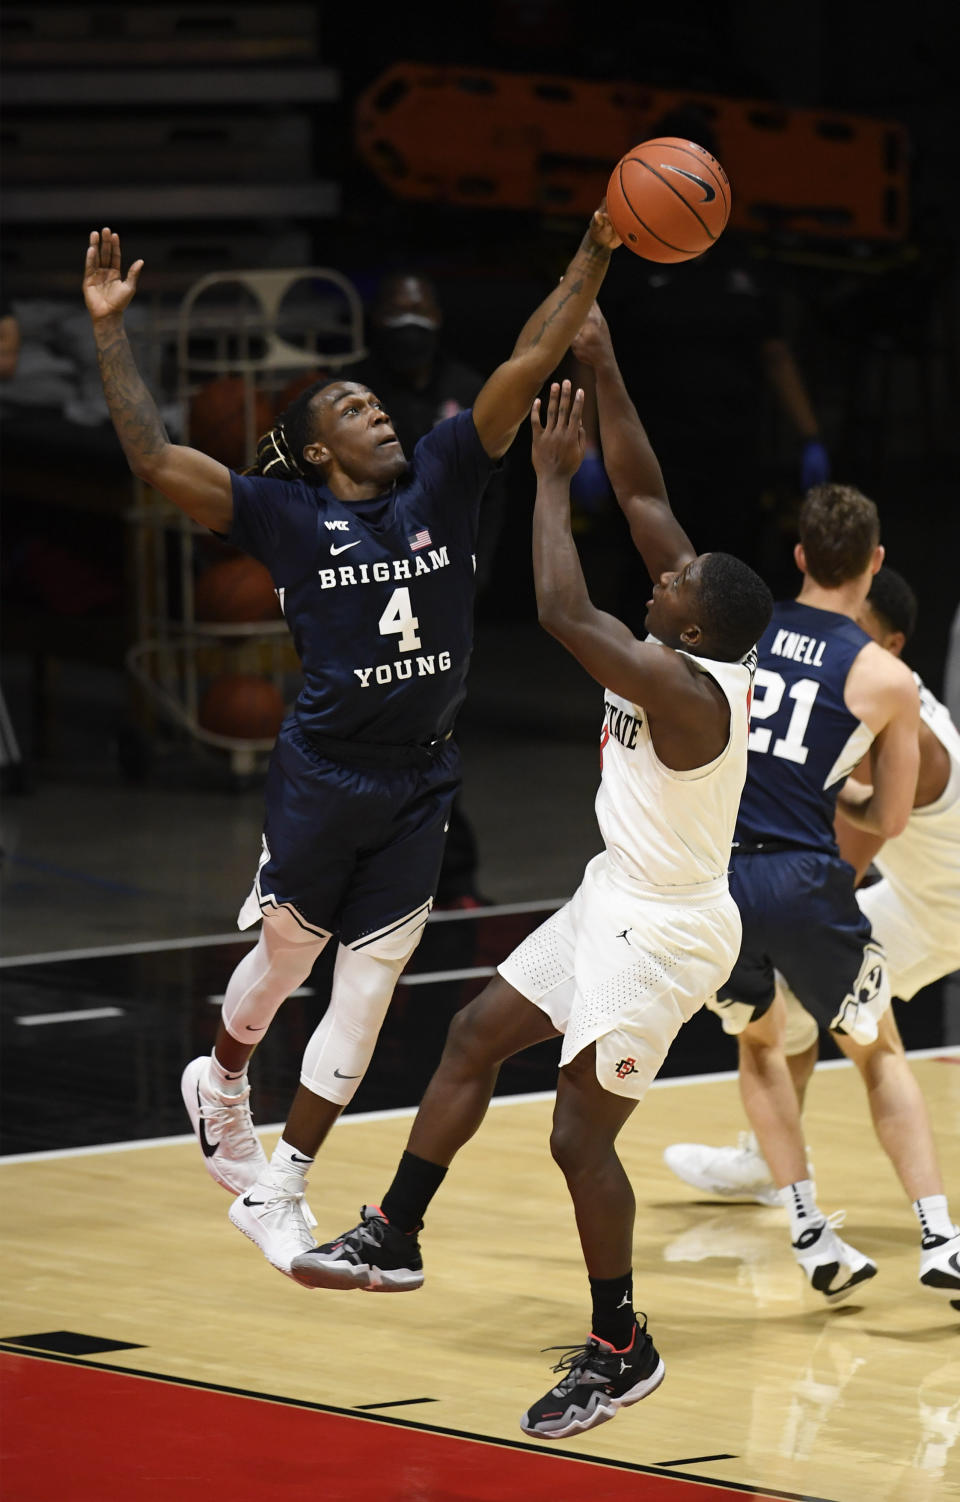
[{"left": 2, "top": 0, "right": 958, "bottom": 746}]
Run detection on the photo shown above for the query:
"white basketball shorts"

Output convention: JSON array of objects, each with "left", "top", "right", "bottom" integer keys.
[
  {"left": 498, "top": 852, "right": 742, "bottom": 1099},
  {"left": 857, "top": 878, "right": 960, "bottom": 1001}
]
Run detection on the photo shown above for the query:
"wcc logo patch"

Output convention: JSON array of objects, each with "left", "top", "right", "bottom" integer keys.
[{"left": 615, "top": 1058, "right": 638, "bottom": 1080}]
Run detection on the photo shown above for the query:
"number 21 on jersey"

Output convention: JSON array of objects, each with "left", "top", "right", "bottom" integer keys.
[{"left": 748, "top": 668, "right": 820, "bottom": 765}]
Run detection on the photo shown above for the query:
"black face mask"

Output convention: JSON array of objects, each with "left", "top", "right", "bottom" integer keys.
[{"left": 374, "top": 324, "right": 439, "bottom": 375}]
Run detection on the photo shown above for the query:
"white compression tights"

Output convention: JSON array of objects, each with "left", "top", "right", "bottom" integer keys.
[
  {"left": 221, "top": 908, "right": 329, "bottom": 1045},
  {"left": 300, "top": 943, "right": 409, "bottom": 1107}
]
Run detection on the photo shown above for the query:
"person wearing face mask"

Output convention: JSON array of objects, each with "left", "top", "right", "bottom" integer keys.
[
  {"left": 353, "top": 272, "right": 505, "bottom": 591},
  {"left": 347, "top": 271, "right": 507, "bottom": 908},
  {"left": 349, "top": 274, "right": 468, "bottom": 454}
]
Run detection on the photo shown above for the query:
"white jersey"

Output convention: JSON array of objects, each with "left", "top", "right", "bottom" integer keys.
[
  {"left": 872, "top": 675, "right": 960, "bottom": 943},
  {"left": 594, "top": 643, "right": 756, "bottom": 897}
]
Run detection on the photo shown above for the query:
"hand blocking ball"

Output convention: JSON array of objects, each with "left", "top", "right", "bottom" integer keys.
[{"left": 607, "top": 137, "right": 731, "bottom": 262}]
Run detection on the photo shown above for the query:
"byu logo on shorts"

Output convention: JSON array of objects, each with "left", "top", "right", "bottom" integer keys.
[
  {"left": 858, "top": 962, "right": 883, "bottom": 1003},
  {"left": 832, "top": 941, "right": 888, "bottom": 1045}
]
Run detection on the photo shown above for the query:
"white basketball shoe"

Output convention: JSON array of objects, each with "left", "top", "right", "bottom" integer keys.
[
  {"left": 229, "top": 1171, "right": 319, "bottom": 1277},
  {"left": 792, "top": 1211, "right": 877, "bottom": 1301},
  {"left": 663, "top": 1131, "right": 799, "bottom": 1207},
  {"left": 919, "top": 1230, "right": 960, "bottom": 1301},
  {"left": 181, "top": 1056, "right": 269, "bottom": 1195}
]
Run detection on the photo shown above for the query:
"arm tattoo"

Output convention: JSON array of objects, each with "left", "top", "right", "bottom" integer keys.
[
  {"left": 522, "top": 233, "right": 608, "bottom": 351},
  {"left": 528, "top": 277, "right": 584, "bottom": 346},
  {"left": 95, "top": 324, "right": 169, "bottom": 469}
]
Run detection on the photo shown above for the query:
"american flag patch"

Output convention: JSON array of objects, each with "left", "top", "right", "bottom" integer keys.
[{"left": 409, "top": 528, "right": 432, "bottom": 551}]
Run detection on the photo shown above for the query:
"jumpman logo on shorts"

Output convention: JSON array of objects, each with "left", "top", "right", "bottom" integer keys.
[{"left": 616, "top": 928, "right": 632, "bottom": 945}]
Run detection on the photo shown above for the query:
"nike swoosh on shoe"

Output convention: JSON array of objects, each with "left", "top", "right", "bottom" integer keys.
[{"left": 197, "top": 1087, "right": 219, "bottom": 1158}]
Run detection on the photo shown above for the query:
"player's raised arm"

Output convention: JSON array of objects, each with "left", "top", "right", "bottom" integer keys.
[
  {"left": 571, "top": 302, "right": 695, "bottom": 581},
  {"left": 470, "top": 208, "right": 620, "bottom": 460},
  {"left": 530, "top": 381, "right": 725, "bottom": 746},
  {"left": 83, "top": 228, "right": 234, "bottom": 532}
]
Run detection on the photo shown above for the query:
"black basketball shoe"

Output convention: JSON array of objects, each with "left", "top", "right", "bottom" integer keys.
[
  {"left": 290, "top": 1204, "right": 424, "bottom": 1292},
  {"left": 520, "top": 1315, "right": 665, "bottom": 1440}
]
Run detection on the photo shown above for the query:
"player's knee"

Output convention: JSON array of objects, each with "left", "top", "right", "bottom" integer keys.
[
  {"left": 737, "top": 1017, "right": 767, "bottom": 1051},
  {"left": 441, "top": 974, "right": 549, "bottom": 1079},
  {"left": 548, "top": 1116, "right": 606, "bottom": 1179},
  {"left": 331, "top": 944, "right": 404, "bottom": 1019},
  {"left": 442, "top": 1000, "right": 490, "bottom": 1068},
  {"left": 262, "top": 904, "right": 330, "bottom": 953},
  {"left": 548, "top": 1118, "right": 581, "bottom": 1176},
  {"left": 838, "top": 1006, "right": 905, "bottom": 1074}
]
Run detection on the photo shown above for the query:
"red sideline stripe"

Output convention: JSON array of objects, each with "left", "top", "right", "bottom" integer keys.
[{"left": 1, "top": 1352, "right": 788, "bottom": 1502}]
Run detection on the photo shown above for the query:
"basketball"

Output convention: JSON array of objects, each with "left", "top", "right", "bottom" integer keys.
[
  {"left": 189, "top": 376, "right": 275, "bottom": 468},
  {"left": 198, "top": 674, "right": 286, "bottom": 740},
  {"left": 606, "top": 137, "right": 731, "bottom": 263},
  {"left": 194, "top": 555, "right": 281, "bottom": 623}
]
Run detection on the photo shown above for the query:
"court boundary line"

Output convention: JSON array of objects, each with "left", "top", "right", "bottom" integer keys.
[
  {"left": 0, "top": 901, "right": 569, "bottom": 970},
  {"left": 2, "top": 1047, "right": 955, "bottom": 1167},
  {"left": 0, "top": 1344, "right": 832, "bottom": 1501}
]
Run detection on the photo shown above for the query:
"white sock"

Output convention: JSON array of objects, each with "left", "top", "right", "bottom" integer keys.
[
  {"left": 913, "top": 1195, "right": 959, "bottom": 1243},
  {"left": 268, "top": 1137, "right": 314, "bottom": 1187},
  {"left": 780, "top": 1179, "right": 823, "bottom": 1241},
  {"left": 208, "top": 1050, "right": 247, "bottom": 1097}
]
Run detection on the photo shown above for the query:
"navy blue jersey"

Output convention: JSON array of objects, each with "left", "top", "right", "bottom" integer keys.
[
  {"left": 228, "top": 411, "right": 494, "bottom": 745},
  {"left": 735, "top": 600, "right": 874, "bottom": 853}
]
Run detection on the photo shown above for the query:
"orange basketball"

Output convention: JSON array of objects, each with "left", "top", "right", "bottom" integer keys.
[
  {"left": 189, "top": 377, "right": 275, "bottom": 468},
  {"left": 606, "top": 137, "right": 731, "bottom": 263},
  {"left": 194, "top": 555, "right": 281, "bottom": 623},
  {"left": 198, "top": 674, "right": 286, "bottom": 740}
]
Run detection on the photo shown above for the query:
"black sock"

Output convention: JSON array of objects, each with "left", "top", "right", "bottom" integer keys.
[
  {"left": 589, "top": 1271, "right": 635, "bottom": 1350},
  {"left": 380, "top": 1150, "right": 447, "bottom": 1233}
]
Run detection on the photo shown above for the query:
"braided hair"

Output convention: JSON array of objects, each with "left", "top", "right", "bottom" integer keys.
[{"left": 243, "top": 377, "right": 335, "bottom": 479}]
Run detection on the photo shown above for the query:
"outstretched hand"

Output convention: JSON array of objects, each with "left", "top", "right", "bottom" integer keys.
[
  {"left": 530, "top": 380, "right": 585, "bottom": 480},
  {"left": 83, "top": 227, "right": 143, "bottom": 321},
  {"left": 571, "top": 302, "right": 613, "bottom": 368},
  {"left": 588, "top": 201, "right": 622, "bottom": 252}
]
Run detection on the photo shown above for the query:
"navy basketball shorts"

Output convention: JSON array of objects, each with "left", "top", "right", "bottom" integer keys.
[
  {"left": 242, "top": 721, "right": 460, "bottom": 945},
  {"left": 713, "top": 849, "right": 888, "bottom": 1040}
]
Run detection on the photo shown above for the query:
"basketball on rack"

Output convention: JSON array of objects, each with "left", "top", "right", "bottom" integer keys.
[
  {"left": 198, "top": 674, "right": 286, "bottom": 741},
  {"left": 189, "top": 376, "right": 275, "bottom": 469},
  {"left": 194, "top": 555, "right": 281, "bottom": 623},
  {"left": 606, "top": 137, "right": 731, "bottom": 262}
]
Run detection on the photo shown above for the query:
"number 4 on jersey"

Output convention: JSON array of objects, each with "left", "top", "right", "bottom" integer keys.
[{"left": 378, "top": 586, "right": 421, "bottom": 653}]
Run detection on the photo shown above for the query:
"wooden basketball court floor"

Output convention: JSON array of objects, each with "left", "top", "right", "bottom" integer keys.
[{"left": 1, "top": 907, "right": 958, "bottom": 1502}]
